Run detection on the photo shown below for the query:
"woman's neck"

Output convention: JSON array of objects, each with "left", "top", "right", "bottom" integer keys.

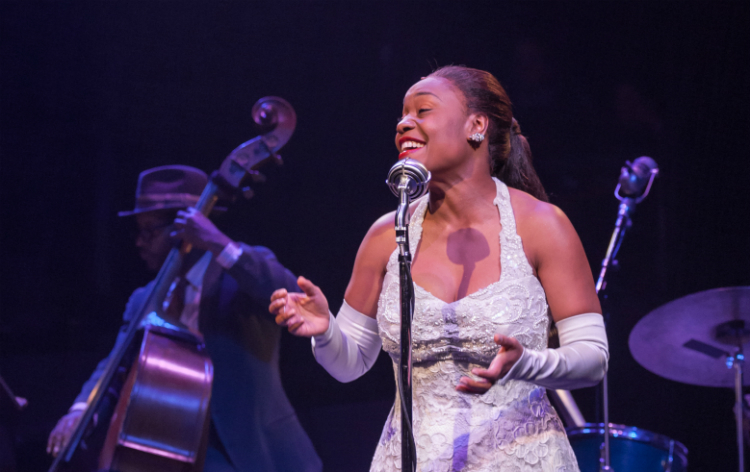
[{"left": 426, "top": 170, "right": 498, "bottom": 227}]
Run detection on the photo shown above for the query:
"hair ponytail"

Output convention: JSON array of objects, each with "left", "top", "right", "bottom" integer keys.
[
  {"left": 494, "top": 119, "right": 549, "bottom": 202},
  {"left": 428, "top": 66, "right": 549, "bottom": 202}
]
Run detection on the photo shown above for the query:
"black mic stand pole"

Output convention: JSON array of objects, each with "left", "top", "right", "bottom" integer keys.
[
  {"left": 595, "top": 168, "right": 658, "bottom": 472},
  {"left": 595, "top": 198, "right": 632, "bottom": 472},
  {"left": 395, "top": 174, "right": 417, "bottom": 472}
]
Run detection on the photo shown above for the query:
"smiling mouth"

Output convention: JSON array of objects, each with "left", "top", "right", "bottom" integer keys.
[{"left": 398, "top": 140, "right": 425, "bottom": 159}]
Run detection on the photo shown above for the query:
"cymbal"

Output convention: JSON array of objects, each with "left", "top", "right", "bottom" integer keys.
[{"left": 629, "top": 286, "right": 750, "bottom": 387}]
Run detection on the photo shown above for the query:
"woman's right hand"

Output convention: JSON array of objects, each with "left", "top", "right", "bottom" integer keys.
[{"left": 270, "top": 276, "right": 331, "bottom": 337}]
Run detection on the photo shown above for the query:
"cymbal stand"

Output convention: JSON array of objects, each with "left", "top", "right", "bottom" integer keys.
[{"left": 726, "top": 339, "right": 745, "bottom": 472}]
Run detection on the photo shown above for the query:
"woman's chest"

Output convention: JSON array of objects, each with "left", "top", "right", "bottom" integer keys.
[{"left": 410, "top": 222, "right": 504, "bottom": 305}]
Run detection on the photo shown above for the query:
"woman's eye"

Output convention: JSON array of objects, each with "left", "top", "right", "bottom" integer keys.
[{"left": 418, "top": 108, "right": 431, "bottom": 114}]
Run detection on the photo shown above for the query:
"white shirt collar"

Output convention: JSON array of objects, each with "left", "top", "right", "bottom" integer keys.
[{"left": 184, "top": 251, "right": 213, "bottom": 288}]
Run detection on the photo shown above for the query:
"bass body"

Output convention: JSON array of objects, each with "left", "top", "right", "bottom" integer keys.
[{"left": 98, "top": 324, "right": 212, "bottom": 471}]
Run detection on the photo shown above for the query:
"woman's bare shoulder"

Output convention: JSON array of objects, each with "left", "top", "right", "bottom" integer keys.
[
  {"left": 355, "top": 211, "right": 396, "bottom": 269},
  {"left": 360, "top": 194, "right": 427, "bottom": 260},
  {"left": 344, "top": 210, "right": 398, "bottom": 314},
  {"left": 507, "top": 187, "right": 569, "bottom": 228},
  {"left": 507, "top": 187, "right": 581, "bottom": 268}
]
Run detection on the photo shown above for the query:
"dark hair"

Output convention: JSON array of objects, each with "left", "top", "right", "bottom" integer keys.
[{"left": 428, "top": 66, "right": 548, "bottom": 202}]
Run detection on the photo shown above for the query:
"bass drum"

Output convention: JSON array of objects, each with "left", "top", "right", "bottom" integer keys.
[{"left": 566, "top": 423, "right": 688, "bottom": 472}]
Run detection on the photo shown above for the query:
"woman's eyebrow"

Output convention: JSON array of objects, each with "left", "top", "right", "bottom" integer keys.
[{"left": 414, "top": 91, "right": 442, "bottom": 101}]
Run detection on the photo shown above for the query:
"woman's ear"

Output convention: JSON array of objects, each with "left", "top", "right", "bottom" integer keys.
[
  {"left": 467, "top": 113, "right": 489, "bottom": 136},
  {"left": 466, "top": 113, "right": 489, "bottom": 150}
]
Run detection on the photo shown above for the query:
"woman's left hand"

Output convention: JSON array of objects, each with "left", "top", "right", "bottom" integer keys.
[{"left": 456, "top": 334, "right": 524, "bottom": 394}]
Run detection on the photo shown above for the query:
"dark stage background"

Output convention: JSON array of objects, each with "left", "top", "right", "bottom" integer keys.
[{"left": 1, "top": 1, "right": 749, "bottom": 471}]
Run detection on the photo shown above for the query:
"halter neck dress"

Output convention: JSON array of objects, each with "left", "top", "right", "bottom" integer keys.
[{"left": 371, "top": 177, "right": 580, "bottom": 472}]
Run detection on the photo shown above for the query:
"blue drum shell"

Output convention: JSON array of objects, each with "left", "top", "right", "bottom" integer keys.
[{"left": 566, "top": 423, "right": 688, "bottom": 472}]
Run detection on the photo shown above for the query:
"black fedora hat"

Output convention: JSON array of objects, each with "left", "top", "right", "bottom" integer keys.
[{"left": 118, "top": 165, "right": 224, "bottom": 216}]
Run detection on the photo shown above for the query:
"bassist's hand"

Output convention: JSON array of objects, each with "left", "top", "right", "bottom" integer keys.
[
  {"left": 47, "top": 410, "right": 83, "bottom": 457},
  {"left": 172, "top": 208, "right": 232, "bottom": 255}
]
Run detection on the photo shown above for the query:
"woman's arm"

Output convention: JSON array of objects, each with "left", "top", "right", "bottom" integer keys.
[
  {"left": 269, "top": 213, "right": 396, "bottom": 382},
  {"left": 519, "top": 195, "right": 602, "bottom": 321},
  {"left": 270, "top": 211, "right": 396, "bottom": 334},
  {"left": 342, "top": 211, "right": 397, "bottom": 316}
]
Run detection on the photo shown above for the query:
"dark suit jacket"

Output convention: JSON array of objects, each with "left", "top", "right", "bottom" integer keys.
[{"left": 75, "top": 244, "right": 321, "bottom": 472}]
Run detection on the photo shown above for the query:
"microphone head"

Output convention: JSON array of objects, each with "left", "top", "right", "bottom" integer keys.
[
  {"left": 618, "top": 156, "right": 659, "bottom": 197},
  {"left": 386, "top": 158, "right": 431, "bottom": 201}
]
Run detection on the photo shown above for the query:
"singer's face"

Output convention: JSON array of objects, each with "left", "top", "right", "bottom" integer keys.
[{"left": 396, "top": 77, "right": 473, "bottom": 173}]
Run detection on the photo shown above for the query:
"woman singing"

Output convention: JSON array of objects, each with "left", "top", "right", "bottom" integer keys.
[{"left": 270, "top": 66, "right": 608, "bottom": 471}]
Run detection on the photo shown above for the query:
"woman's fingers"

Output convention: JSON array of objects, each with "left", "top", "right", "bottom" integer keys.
[
  {"left": 456, "top": 375, "right": 492, "bottom": 394},
  {"left": 269, "top": 289, "right": 291, "bottom": 315},
  {"left": 297, "top": 276, "right": 320, "bottom": 298},
  {"left": 274, "top": 306, "right": 296, "bottom": 325},
  {"left": 494, "top": 334, "right": 521, "bottom": 350},
  {"left": 270, "top": 279, "right": 329, "bottom": 336},
  {"left": 269, "top": 295, "right": 286, "bottom": 312},
  {"left": 269, "top": 288, "right": 310, "bottom": 331},
  {"left": 270, "top": 288, "right": 288, "bottom": 302},
  {"left": 473, "top": 347, "right": 508, "bottom": 377},
  {"left": 456, "top": 336, "right": 525, "bottom": 394},
  {"left": 288, "top": 319, "right": 304, "bottom": 334}
]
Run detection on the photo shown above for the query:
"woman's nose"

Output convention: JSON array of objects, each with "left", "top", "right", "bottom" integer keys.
[{"left": 396, "top": 116, "right": 415, "bottom": 134}]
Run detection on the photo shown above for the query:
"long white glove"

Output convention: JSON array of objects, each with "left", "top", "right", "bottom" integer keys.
[
  {"left": 311, "top": 300, "right": 382, "bottom": 383},
  {"left": 500, "top": 312, "right": 609, "bottom": 390}
]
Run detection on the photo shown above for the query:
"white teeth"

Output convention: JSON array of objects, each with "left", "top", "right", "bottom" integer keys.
[{"left": 401, "top": 141, "right": 425, "bottom": 151}]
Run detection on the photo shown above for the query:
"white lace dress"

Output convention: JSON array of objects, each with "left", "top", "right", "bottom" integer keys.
[{"left": 371, "top": 178, "right": 579, "bottom": 472}]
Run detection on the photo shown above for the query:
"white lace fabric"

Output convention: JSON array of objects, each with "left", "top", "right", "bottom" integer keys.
[{"left": 373, "top": 178, "right": 580, "bottom": 472}]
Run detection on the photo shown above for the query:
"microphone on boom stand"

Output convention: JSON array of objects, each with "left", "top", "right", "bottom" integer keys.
[
  {"left": 387, "top": 158, "right": 431, "bottom": 201},
  {"left": 598, "top": 156, "right": 659, "bottom": 294},
  {"left": 597, "top": 156, "right": 658, "bottom": 472},
  {"left": 386, "top": 158, "right": 430, "bottom": 472},
  {"left": 616, "top": 156, "right": 659, "bottom": 200}
]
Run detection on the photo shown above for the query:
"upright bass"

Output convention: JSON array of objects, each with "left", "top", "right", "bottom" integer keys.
[{"left": 50, "top": 97, "right": 297, "bottom": 472}]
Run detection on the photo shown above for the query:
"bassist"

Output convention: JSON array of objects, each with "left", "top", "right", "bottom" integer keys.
[{"left": 46, "top": 165, "right": 322, "bottom": 472}]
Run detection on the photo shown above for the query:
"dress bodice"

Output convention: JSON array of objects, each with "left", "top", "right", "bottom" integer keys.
[
  {"left": 377, "top": 177, "right": 550, "bottom": 365},
  {"left": 372, "top": 178, "right": 579, "bottom": 472}
]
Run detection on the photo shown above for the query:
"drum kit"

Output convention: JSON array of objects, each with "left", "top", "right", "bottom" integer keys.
[
  {"left": 559, "top": 158, "right": 748, "bottom": 471},
  {"left": 568, "top": 286, "right": 750, "bottom": 472}
]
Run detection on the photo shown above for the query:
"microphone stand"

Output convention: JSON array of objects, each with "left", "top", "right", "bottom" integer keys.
[
  {"left": 395, "top": 174, "right": 417, "bottom": 472},
  {"left": 595, "top": 169, "right": 658, "bottom": 472}
]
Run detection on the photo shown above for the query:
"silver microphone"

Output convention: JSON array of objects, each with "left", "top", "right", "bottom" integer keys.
[{"left": 386, "top": 158, "right": 431, "bottom": 201}]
